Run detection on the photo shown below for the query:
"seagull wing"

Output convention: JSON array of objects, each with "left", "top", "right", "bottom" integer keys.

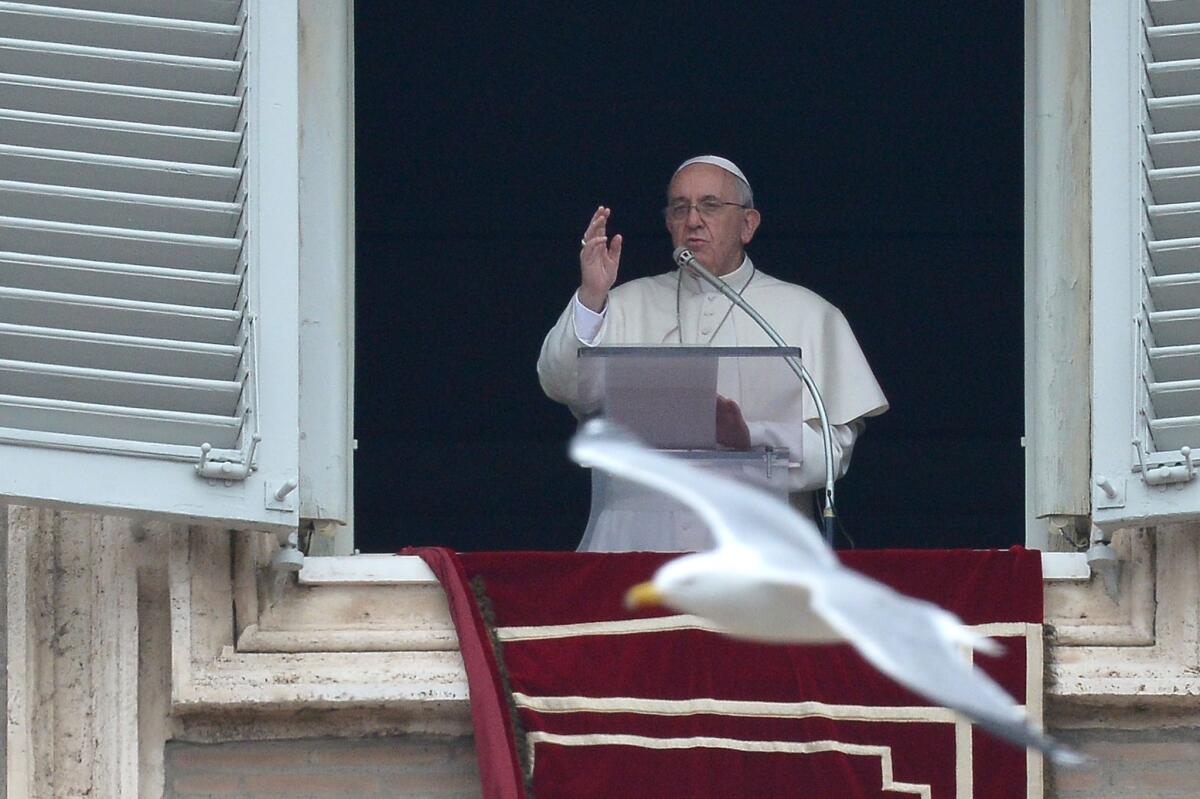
[
  {"left": 811, "top": 569, "right": 1080, "bottom": 764},
  {"left": 570, "top": 419, "right": 835, "bottom": 570}
]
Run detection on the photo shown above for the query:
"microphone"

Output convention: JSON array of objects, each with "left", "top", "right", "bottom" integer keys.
[{"left": 672, "top": 246, "right": 840, "bottom": 546}]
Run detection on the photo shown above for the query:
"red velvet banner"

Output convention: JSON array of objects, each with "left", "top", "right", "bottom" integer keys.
[{"left": 413, "top": 548, "right": 1043, "bottom": 799}]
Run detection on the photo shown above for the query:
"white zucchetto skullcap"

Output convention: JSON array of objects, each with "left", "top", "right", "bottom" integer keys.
[{"left": 673, "top": 155, "right": 751, "bottom": 190}]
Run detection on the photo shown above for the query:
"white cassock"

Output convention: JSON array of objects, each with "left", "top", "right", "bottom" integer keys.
[{"left": 538, "top": 256, "right": 889, "bottom": 552}]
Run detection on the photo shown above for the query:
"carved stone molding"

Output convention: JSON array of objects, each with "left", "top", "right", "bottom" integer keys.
[
  {"left": 1046, "top": 525, "right": 1200, "bottom": 722},
  {"left": 6, "top": 506, "right": 142, "bottom": 799},
  {"left": 168, "top": 529, "right": 470, "bottom": 736},
  {"left": 1044, "top": 528, "right": 1155, "bottom": 647},
  {"left": 6, "top": 509, "right": 474, "bottom": 799},
  {"left": 22, "top": 507, "right": 1194, "bottom": 791}
]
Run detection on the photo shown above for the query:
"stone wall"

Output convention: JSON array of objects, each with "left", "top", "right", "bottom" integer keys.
[
  {"left": 164, "top": 737, "right": 479, "bottom": 799},
  {"left": 5, "top": 505, "right": 1200, "bottom": 798},
  {"left": 1048, "top": 728, "right": 1200, "bottom": 798},
  {"left": 3, "top": 508, "right": 469, "bottom": 797},
  {"left": 0, "top": 504, "right": 6, "bottom": 799}
]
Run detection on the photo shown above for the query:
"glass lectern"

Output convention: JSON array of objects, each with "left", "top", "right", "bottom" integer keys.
[{"left": 575, "top": 346, "right": 802, "bottom": 551}]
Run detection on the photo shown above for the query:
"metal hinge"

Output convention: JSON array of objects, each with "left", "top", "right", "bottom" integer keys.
[
  {"left": 195, "top": 434, "right": 261, "bottom": 483},
  {"left": 1133, "top": 440, "right": 1195, "bottom": 486}
]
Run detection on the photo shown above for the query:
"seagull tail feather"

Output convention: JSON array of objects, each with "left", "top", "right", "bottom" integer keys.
[{"left": 972, "top": 714, "right": 1088, "bottom": 767}]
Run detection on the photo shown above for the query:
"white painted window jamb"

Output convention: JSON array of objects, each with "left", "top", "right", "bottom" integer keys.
[
  {"left": 243, "top": 0, "right": 301, "bottom": 525},
  {"left": 1090, "top": 0, "right": 1143, "bottom": 527}
]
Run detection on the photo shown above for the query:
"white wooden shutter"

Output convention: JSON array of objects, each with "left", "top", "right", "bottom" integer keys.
[
  {"left": 1092, "top": 0, "right": 1200, "bottom": 529},
  {"left": 0, "top": 0, "right": 301, "bottom": 530}
]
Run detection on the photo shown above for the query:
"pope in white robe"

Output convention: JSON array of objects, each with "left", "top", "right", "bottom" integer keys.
[{"left": 538, "top": 156, "right": 888, "bottom": 551}]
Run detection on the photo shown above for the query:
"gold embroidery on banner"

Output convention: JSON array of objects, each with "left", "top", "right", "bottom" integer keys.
[
  {"left": 512, "top": 693, "right": 969, "bottom": 723},
  {"left": 506, "top": 622, "right": 1044, "bottom": 799},
  {"left": 526, "top": 733, "right": 933, "bottom": 799}
]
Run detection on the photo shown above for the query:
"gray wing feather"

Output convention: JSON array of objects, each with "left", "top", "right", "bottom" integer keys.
[
  {"left": 812, "top": 570, "right": 1081, "bottom": 764},
  {"left": 570, "top": 420, "right": 835, "bottom": 569},
  {"left": 572, "top": 421, "right": 1082, "bottom": 763}
]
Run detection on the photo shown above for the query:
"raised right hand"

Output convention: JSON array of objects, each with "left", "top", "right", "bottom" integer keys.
[{"left": 578, "top": 205, "right": 622, "bottom": 312}]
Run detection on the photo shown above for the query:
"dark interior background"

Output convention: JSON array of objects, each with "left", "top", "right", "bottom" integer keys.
[{"left": 352, "top": 4, "right": 1023, "bottom": 553}]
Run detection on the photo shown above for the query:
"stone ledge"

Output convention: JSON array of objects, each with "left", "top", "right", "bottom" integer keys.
[
  {"left": 1044, "top": 529, "right": 1156, "bottom": 646},
  {"left": 172, "top": 529, "right": 470, "bottom": 730}
]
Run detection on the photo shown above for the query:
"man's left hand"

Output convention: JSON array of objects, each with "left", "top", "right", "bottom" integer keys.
[{"left": 716, "top": 395, "right": 751, "bottom": 450}]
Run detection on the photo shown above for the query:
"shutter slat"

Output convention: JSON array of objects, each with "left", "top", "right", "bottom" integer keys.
[
  {"left": 1149, "top": 414, "right": 1200, "bottom": 450},
  {"left": 1148, "top": 307, "right": 1200, "bottom": 346},
  {"left": 0, "top": 216, "right": 241, "bottom": 272},
  {"left": 0, "top": 358, "right": 241, "bottom": 415},
  {"left": 1147, "top": 200, "right": 1200, "bottom": 239},
  {"left": 14, "top": 0, "right": 240, "bottom": 26},
  {"left": 0, "top": 72, "right": 240, "bottom": 129},
  {"left": 0, "top": 109, "right": 241, "bottom": 165},
  {"left": 0, "top": 37, "right": 240, "bottom": 93},
  {"left": 1148, "top": 378, "right": 1200, "bottom": 418},
  {"left": 0, "top": 3, "right": 242, "bottom": 59},
  {"left": 1150, "top": 343, "right": 1200, "bottom": 381},
  {"left": 1148, "top": 58, "right": 1200, "bottom": 97},
  {"left": 1148, "top": 236, "right": 1200, "bottom": 273},
  {"left": 0, "top": 251, "right": 240, "bottom": 307},
  {"left": 1148, "top": 23, "right": 1200, "bottom": 62},
  {"left": 1150, "top": 1, "right": 1200, "bottom": 28},
  {"left": 0, "top": 180, "right": 240, "bottom": 236},
  {"left": 0, "top": 286, "right": 240, "bottom": 344},
  {"left": 0, "top": 143, "right": 240, "bottom": 201},
  {"left": 1149, "top": 271, "right": 1200, "bottom": 310},
  {"left": 1148, "top": 130, "right": 1200, "bottom": 168},
  {"left": 0, "top": 323, "right": 240, "bottom": 381},
  {"left": 1146, "top": 94, "right": 1200, "bottom": 133},
  {"left": 0, "top": 180, "right": 241, "bottom": 236},
  {"left": 0, "top": 393, "right": 239, "bottom": 448},
  {"left": 1147, "top": 165, "right": 1200, "bottom": 203}
]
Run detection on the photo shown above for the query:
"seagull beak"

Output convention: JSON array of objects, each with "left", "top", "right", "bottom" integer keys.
[{"left": 625, "top": 581, "right": 664, "bottom": 610}]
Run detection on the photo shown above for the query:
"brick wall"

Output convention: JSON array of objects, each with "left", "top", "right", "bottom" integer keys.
[
  {"left": 164, "top": 736, "right": 481, "bottom": 799},
  {"left": 1048, "top": 728, "right": 1200, "bottom": 798}
]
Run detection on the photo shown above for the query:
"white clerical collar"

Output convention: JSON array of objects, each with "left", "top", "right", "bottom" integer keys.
[{"left": 679, "top": 255, "right": 754, "bottom": 295}]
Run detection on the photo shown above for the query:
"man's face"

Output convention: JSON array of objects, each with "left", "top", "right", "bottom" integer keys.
[{"left": 665, "top": 164, "right": 761, "bottom": 277}]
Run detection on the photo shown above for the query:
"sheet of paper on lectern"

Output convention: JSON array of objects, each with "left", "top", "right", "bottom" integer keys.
[{"left": 603, "top": 353, "right": 717, "bottom": 449}]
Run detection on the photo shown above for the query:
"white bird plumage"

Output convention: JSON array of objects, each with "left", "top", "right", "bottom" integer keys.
[{"left": 570, "top": 419, "right": 1081, "bottom": 765}]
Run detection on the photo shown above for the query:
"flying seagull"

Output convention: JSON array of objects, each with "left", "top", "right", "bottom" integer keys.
[{"left": 570, "top": 419, "right": 1081, "bottom": 765}]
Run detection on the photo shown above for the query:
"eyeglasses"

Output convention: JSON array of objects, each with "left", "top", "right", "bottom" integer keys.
[{"left": 663, "top": 198, "right": 748, "bottom": 222}]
